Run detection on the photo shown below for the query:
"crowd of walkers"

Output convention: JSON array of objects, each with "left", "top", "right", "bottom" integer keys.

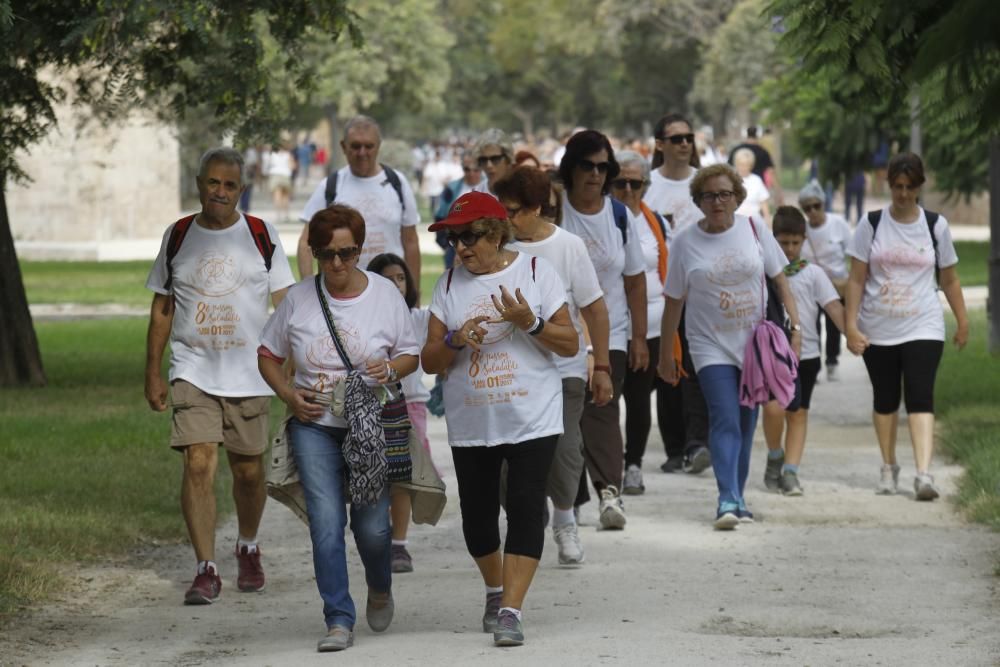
[{"left": 144, "top": 114, "right": 969, "bottom": 653}]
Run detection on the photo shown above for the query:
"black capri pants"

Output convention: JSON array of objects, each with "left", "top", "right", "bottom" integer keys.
[
  {"left": 862, "top": 340, "right": 944, "bottom": 415},
  {"left": 451, "top": 435, "right": 558, "bottom": 560}
]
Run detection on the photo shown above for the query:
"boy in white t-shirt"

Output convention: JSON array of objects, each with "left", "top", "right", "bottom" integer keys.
[{"left": 761, "top": 207, "right": 844, "bottom": 496}]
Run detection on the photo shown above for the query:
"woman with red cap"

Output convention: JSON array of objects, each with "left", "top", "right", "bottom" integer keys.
[{"left": 422, "top": 191, "right": 578, "bottom": 647}]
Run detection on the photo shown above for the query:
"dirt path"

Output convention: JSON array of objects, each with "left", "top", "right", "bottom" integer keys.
[{"left": 3, "top": 352, "right": 998, "bottom": 666}]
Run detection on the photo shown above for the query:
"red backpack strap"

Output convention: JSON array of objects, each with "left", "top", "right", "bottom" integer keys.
[
  {"left": 445, "top": 267, "right": 455, "bottom": 294},
  {"left": 164, "top": 214, "right": 197, "bottom": 290},
  {"left": 244, "top": 214, "right": 275, "bottom": 271}
]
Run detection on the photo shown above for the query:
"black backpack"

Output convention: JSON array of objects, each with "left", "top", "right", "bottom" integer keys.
[
  {"left": 867, "top": 209, "right": 941, "bottom": 284},
  {"left": 324, "top": 164, "right": 405, "bottom": 210}
]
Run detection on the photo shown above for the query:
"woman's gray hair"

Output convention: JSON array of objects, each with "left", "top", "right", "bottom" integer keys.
[
  {"left": 198, "top": 147, "right": 245, "bottom": 183},
  {"left": 615, "top": 150, "right": 650, "bottom": 181},
  {"left": 732, "top": 147, "right": 756, "bottom": 168},
  {"left": 474, "top": 128, "right": 514, "bottom": 161},
  {"left": 798, "top": 180, "right": 826, "bottom": 205}
]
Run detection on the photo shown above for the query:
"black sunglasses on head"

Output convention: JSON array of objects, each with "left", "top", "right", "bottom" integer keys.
[
  {"left": 577, "top": 159, "right": 610, "bottom": 174},
  {"left": 447, "top": 230, "right": 487, "bottom": 248},
  {"left": 610, "top": 178, "right": 646, "bottom": 190},
  {"left": 660, "top": 133, "right": 695, "bottom": 145},
  {"left": 313, "top": 246, "right": 360, "bottom": 263}
]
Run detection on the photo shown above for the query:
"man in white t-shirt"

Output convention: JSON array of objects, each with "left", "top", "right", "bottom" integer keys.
[
  {"left": 144, "top": 147, "right": 296, "bottom": 606},
  {"left": 297, "top": 116, "right": 421, "bottom": 288}
]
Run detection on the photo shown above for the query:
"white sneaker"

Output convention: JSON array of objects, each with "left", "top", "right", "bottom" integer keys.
[
  {"left": 826, "top": 365, "right": 839, "bottom": 381},
  {"left": 876, "top": 464, "right": 900, "bottom": 495},
  {"left": 622, "top": 464, "right": 645, "bottom": 495},
  {"left": 553, "top": 523, "right": 585, "bottom": 565},
  {"left": 914, "top": 473, "right": 940, "bottom": 501},
  {"left": 598, "top": 486, "right": 627, "bottom": 530}
]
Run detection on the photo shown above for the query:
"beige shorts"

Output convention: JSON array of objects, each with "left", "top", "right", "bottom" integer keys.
[{"left": 170, "top": 380, "right": 270, "bottom": 456}]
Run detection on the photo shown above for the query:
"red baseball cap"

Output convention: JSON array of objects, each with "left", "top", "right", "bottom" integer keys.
[{"left": 427, "top": 192, "right": 507, "bottom": 231}]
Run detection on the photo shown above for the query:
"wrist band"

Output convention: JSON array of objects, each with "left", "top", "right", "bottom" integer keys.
[
  {"left": 386, "top": 362, "right": 398, "bottom": 383},
  {"left": 593, "top": 364, "right": 611, "bottom": 374},
  {"left": 444, "top": 330, "right": 466, "bottom": 350},
  {"left": 527, "top": 316, "right": 545, "bottom": 336}
]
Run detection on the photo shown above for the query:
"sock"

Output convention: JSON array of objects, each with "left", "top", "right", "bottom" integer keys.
[
  {"left": 552, "top": 507, "right": 575, "bottom": 528},
  {"left": 768, "top": 448, "right": 785, "bottom": 460},
  {"left": 392, "top": 539, "right": 409, "bottom": 547},
  {"left": 782, "top": 463, "right": 799, "bottom": 474},
  {"left": 499, "top": 606, "right": 522, "bottom": 621},
  {"left": 237, "top": 537, "right": 258, "bottom": 553},
  {"left": 197, "top": 560, "right": 218, "bottom": 575},
  {"left": 485, "top": 585, "right": 503, "bottom": 595},
  {"left": 719, "top": 501, "right": 739, "bottom": 514}
]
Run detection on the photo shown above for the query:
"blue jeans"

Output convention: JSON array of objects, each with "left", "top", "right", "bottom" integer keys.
[
  {"left": 697, "top": 365, "right": 759, "bottom": 511},
  {"left": 288, "top": 419, "right": 391, "bottom": 630}
]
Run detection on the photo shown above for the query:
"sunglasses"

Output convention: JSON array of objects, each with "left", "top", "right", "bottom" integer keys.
[
  {"left": 577, "top": 159, "right": 611, "bottom": 174},
  {"left": 447, "top": 230, "right": 487, "bottom": 248},
  {"left": 802, "top": 202, "right": 823, "bottom": 213},
  {"left": 610, "top": 178, "right": 646, "bottom": 190},
  {"left": 660, "top": 133, "right": 695, "bottom": 145},
  {"left": 313, "top": 246, "right": 360, "bottom": 263},
  {"left": 698, "top": 190, "right": 734, "bottom": 204},
  {"left": 477, "top": 154, "right": 507, "bottom": 167}
]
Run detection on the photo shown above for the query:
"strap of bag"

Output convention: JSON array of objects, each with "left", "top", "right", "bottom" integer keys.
[
  {"left": 244, "top": 214, "right": 275, "bottom": 271},
  {"left": 610, "top": 197, "right": 629, "bottom": 245},
  {"left": 868, "top": 208, "right": 941, "bottom": 284},
  {"left": 314, "top": 275, "right": 354, "bottom": 371},
  {"left": 163, "top": 214, "right": 198, "bottom": 290},
  {"left": 747, "top": 217, "right": 767, "bottom": 322}
]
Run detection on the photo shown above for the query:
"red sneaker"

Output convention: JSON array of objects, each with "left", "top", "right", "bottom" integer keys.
[
  {"left": 235, "top": 545, "right": 265, "bottom": 592},
  {"left": 184, "top": 566, "right": 222, "bottom": 605}
]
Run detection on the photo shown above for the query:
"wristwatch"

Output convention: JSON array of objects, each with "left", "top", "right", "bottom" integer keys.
[{"left": 790, "top": 323, "right": 802, "bottom": 333}]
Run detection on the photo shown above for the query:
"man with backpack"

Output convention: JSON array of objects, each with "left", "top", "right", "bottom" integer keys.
[
  {"left": 144, "top": 147, "right": 296, "bottom": 605},
  {"left": 297, "top": 115, "right": 421, "bottom": 288}
]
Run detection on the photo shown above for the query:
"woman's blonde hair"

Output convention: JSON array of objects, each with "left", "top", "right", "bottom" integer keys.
[
  {"left": 689, "top": 164, "right": 747, "bottom": 206},
  {"left": 470, "top": 216, "right": 514, "bottom": 245}
]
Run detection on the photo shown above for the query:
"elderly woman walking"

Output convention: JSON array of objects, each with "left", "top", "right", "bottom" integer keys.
[
  {"left": 658, "top": 164, "right": 801, "bottom": 529},
  {"left": 473, "top": 129, "right": 516, "bottom": 198},
  {"left": 423, "top": 192, "right": 578, "bottom": 646},
  {"left": 257, "top": 205, "right": 420, "bottom": 652}
]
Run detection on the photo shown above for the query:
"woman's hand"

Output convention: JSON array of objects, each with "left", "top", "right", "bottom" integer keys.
[
  {"left": 366, "top": 359, "right": 397, "bottom": 385},
  {"left": 457, "top": 315, "right": 492, "bottom": 351},
  {"left": 589, "top": 368, "right": 614, "bottom": 407},
  {"left": 846, "top": 328, "right": 869, "bottom": 356},
  {"left": 658, "top": 354, "right": 679, "bottom": 385},
  {"left": 629, "top": 337, "right": 649, "bottom": 372},
  {"left": 491, "top": 285, "right": 536, "bottom": 331},
  {"left": 287, "top": 387, "right": 325, "bottom": 423},
  {"left": 953, "top": 319, "right": 969, "bottom": 350}
]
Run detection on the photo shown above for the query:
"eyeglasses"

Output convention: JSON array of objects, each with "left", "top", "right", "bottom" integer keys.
[
  {"left": 477, "top": 154, "right": 507, "bottom": 167},
  {"left": 577, "top": 159, "right": 611, "bottom": 174},
  {"left": 610, "top": 178, "right": 646, "bottom": 190},
  {"left": 662, "top": 133, "right": 695, "bottom": 145},
  {"left": 802, "top": 202, "right": 823, "bottom": 213},
  {"left": 446, "top": 230, "right": 487, "bottom": 248},
  {"left": 697, "top": 190, "right": 734, "bottom": 204},
  {"left": 313, "top": 246, "right": 360, "bottom": 263}
]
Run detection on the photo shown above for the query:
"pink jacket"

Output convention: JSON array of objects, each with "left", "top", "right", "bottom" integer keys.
[{"left": 740, "top": 320, "right": 799, "bottom": 409}]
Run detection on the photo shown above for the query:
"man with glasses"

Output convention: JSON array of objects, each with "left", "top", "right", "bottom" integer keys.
[
  {"left": 435, "top": 151, "right": 483, "bottom": 267},
  {"left": 144, "top": 147, "right": 296, "bottom": 605},
  {"left": 297, "top": 115, "right": 421, "bottom": 287},
  {"left": 471, "top": 128, "right": 515, "bottom": 198}
]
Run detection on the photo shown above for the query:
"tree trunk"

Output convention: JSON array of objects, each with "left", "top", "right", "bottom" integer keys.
[
  {"left": 0, "top": 176, "right": 47, "bottom": 387},
  {"left": 988, "top": 136, "right": 1000, "bottom": 354}
]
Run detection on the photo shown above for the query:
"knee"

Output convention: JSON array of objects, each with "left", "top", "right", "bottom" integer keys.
[
  {"left": 231, "top": 456, "right": 264, "bottom": 487},
  {"left": 184, "top": 445, "right": 217, "bottom": 481}
]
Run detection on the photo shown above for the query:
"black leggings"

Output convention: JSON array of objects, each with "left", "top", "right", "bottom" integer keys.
[
  {"left": 862, "top": 340, "right": 944, "bottom": 414},
  {"left": 451, "top": 436, "right": 557, "bottom": 560}
]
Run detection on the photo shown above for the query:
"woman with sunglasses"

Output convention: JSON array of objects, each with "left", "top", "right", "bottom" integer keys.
[
  {"left": 472, "top": 128, "right": 515, "bottom": 197},
  {"left": 257, "top": 205, "right": 420, "bottom": 652},
  {"left": 797, "top": 181, "right": 852, "bottom": 382},
  {"left": 423, "top": 192, "right": 577, "bottom": 647},
  {"left": 557, "top": 129, "right": 647, "bottom": 530},
  {"left": 658, "top": 164, "right": 801, "bottom": 530},
  {"left": 644, "top": 113, "right": 703, "bottom": 232},
  {"left": 493, "top": 166, "right": 613, "bottom": 568}
]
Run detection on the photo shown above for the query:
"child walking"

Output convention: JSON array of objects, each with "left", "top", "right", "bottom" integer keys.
[{"left": 762, "top": 207, "right": 846, "bottom": 495}]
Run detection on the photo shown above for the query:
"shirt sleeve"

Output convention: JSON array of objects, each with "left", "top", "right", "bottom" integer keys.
[
  {"left": 259, "top": 289, "right": 295, "bottom": 359},
  {"left": 811, "top": 266, "right": 841, "bottom": 307},
  {"left": 390, "top": 290, "right": 421, "bottom": 358},
  {"left": 568, "top": 235, "right": 604, "bottom": 307},
  {"left": 756, "top": 219, "right": 786, "bottom": 278},
  {"left": 663, "top": 232, "right": 687, "bottom": 300},
  {"left": 398, "top": 172, "right": 421, "bottom": 227},
  {"left": 144, "top": 225, "right": 174, "bottom": 296},
  {"left": 933, "top": 214, "right": 959, "bottom": 269},
  {"left": 264, "top": 221, "right": 297, "bottom": 292},
  {"left": 622, "top": 210, "right": 646, "bottom": 277},
  {"left": 528, "top": 257, "right": 567, "bottom": 319},
  {"left": 428, "top": 270, "right": 450, "bottom": 324},
  {"left": 299, "top": 177, "right": 329, "bottom": 223},
  {"left": 847, "top": 216, "right": 875, "bottom": 263}
]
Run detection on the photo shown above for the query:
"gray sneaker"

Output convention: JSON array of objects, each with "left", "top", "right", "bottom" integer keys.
[
  {"left": 598, "top": 486, "right": 627, "bottom": 530},
  {"left": 877, "top": 464, "right": 900, "bottom": 495},
  {"left": 482, "top": 591, "right": 503, "bottom": 633},
  {"left": 366, "top": 590, "right": 394, "bottom": 633},
  {"left": 764, "top": 453, "right": 784, "bottom": 491},
  {"left": 685, "top": 446, "right": 712, "bottom": 474},
  {"left": 780, "top": 470, "right": 803, "bottom": 496},
  {"left": 317, "top": 625, "right": 354, "bottom": 652},
  {"left": 914, "top": 473, "right": 940, "bottom": 501},
  {"left": 493, "top": 609, "right": 525, "bottom": 647},
  {"left": 553, "top": 523, "right": 585, "bottom": 566},
  {"left": 622, "top": 464, "right": 645, "bottom": 495}
]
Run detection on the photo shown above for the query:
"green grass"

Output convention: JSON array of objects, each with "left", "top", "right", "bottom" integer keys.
[
  {"left": 936, "top": 310, "right": 1000, "bottom": 530},
  {"left": 953, "top": 241, "right": 990, "bottom": 287},
  {"left": 0, "top": 319, "right": 237, "bottom": 618}
]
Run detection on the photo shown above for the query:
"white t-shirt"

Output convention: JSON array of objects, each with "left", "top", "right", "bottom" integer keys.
[
  {"left": 259, "top": 272, "right": 420, "bottom": 429},
  {"left": 559, "top": 194, "right": 645, "bottom": 351},
  {"left": 735, "top": 173, "right": 770, "bottom": 220},
  {"left": 510, "top": 226, "right": 604, "bottom": 380},
  {"left": 402, "top": 307, "right": 432, "bottom": 403},
  {"left": 802, "top": 213, "right": 852, "bottom": 280},
  {"left": 786, "top": 263, "right": 840, "bottom": 360},
  {"left": 664, "top": 215, "right": 787, "bottom": 371},
  {"left": 429, "top": 253, "right": 566, "bottom": 447},
  {"left": 643, "top": 168, "right": 702, "bottom": 236},
  {"left": 633, "top": 210, "right": 667, "bottom": 340},
  {"left": 146, "top": 215, "right": 296, "bottom": 397},
  {"left": 299, "top": 166, "right": 420, "bottom": 270},
  {"left": 847, "top": 208, "right": 958, "bottom": 346},
  {"left": 266, "top": 150, "right": 295, "bottom": 178}
]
